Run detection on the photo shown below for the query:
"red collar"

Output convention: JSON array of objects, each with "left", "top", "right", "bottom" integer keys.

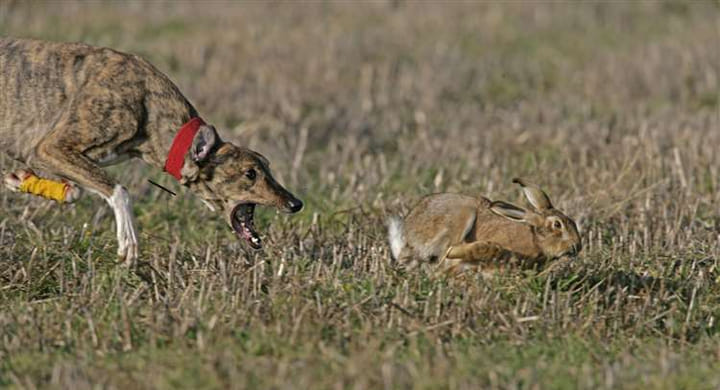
[{"left": 164, "top": 117, "right": 206, "bottom": 180}]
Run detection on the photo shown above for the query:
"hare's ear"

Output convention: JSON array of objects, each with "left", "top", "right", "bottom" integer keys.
[
  {"left": 512, "top": 178, "right": 553, "bottom": 211},
  {"left": 490, "top": 201, "right": 545, "bottom": 226},
  {"left": 489, "top": 201, "right": 529, "bottom": 222}
]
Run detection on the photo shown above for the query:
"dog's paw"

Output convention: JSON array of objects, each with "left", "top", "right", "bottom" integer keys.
[
  {"left": 117, "top": 242, "right": 139, "bottom": 268},
  {"left": 62, "top": 181, "right": 82, "bottom": 203},
  {"left": 116, "top": 223, "right": 139, "bottom": 267},
  {"left": 3, "top": 169, "right": 35, "bottom": 192},
  {"left": 3, "top": 173, "right": 22, "bottom": 192}
]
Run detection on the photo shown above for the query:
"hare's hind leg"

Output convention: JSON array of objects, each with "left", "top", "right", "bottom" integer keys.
[
  {"left": 446, "top": 241, "right": 505, "bottom": 261},
  {"left": 440, "top": 242, "right": 511, "bottom": 276},
  {"left": 445, "top": 241, "right": 511, "bottom": 267}
]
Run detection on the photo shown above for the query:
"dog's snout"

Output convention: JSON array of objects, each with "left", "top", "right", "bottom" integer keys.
[{"left": 287, "top": 198, "right": 303, "bottom": 213}]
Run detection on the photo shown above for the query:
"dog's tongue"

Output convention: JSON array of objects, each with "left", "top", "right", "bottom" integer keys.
[
  {"left": 231, "top": 204, "right": 262, "bottom": 249},
  {"left": 239, "top": 223, "right": 261, "bottom": 249}
]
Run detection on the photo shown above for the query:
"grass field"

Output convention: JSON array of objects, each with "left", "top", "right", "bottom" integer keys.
[{"left": 1, "top": 1, "right": 719, "bottom": 388}]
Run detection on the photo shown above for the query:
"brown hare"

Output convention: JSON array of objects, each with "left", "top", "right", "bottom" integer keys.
[{"left": 388, "top": 178, "right": 581, "bottom": 273}]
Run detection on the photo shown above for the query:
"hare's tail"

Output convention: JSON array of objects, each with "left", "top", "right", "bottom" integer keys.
[{"left": 387, "top": 216, "right": 405, "bottom": 260}]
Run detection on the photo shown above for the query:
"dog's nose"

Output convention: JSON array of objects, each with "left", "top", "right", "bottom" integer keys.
[{"left": 287, "top": 198, "right": 303, "bottom": 213}]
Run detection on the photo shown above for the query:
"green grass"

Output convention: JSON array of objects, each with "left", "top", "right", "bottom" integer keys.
[{"left": 1, "top": 1, "right": 719, "bottom": 389}]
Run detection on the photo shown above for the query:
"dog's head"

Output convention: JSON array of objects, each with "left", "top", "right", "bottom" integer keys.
[{"left": 178, "top": 124, "right": 303, "bottom": 249}]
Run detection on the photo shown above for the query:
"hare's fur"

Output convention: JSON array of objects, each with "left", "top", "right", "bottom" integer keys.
[{"left": 388, "top": 179, "right": 581, "bottom": 272}]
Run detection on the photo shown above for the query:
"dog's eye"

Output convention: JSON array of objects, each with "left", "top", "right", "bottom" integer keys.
[
  {"left": 245, "top": 169, "right": 256, "bottom": 180},
  {"left": 553, "top": 220, "right": 562, "bottom": 229}
]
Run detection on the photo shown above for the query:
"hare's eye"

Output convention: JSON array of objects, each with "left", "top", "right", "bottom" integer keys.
[
  {"left": 553, "top": 220, "right": 562, "bottom": 229},
  {"left": 245, "top": 169, "right": 257, "bottom": 180}
]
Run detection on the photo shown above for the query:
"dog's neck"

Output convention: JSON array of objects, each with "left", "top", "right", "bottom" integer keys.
[
  {"left": 164, "top": 117, "right": 206, "bottom": 180},
  {"left": 141, "top": 99, "right": 201, "bottom": 169}
]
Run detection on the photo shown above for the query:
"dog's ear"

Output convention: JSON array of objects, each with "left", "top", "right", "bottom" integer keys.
[{"left": 191, "top": 125, "right": 219, "bottom": 163}]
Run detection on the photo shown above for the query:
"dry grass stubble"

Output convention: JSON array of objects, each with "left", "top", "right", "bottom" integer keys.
[{"left": 1, "top": 1, "right": 719, "bottom": 388}]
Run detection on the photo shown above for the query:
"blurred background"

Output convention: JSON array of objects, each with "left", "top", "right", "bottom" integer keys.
[
  {"left": 1, "top": 1, "right": 719, "bottom": 388},
  {"left": 2, "top": 1, "right": 717, "bottom": 216}
]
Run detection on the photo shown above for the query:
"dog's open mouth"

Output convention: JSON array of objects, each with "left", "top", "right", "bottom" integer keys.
[{"left": 231, "top": 203, "right": 262, "bottom": 250}]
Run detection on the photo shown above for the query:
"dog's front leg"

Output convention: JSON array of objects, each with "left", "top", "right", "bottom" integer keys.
[
  {"left": 105, "top": 184, "right": 138, "bottom": 265},
  {"left": 33, "top": 129, "right": 139, "bottom": 265}
]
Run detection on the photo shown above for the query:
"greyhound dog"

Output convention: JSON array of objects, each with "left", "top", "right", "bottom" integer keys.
[{"left": 0, "top": 38, "right": 303, "bottom": 264}]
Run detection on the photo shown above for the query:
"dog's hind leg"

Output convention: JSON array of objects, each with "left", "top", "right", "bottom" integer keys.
[{"left": 4, "top": 168, "right": 82, "bottom": 203}]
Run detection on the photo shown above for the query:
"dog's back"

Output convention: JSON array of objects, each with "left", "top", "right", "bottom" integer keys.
[
  {"left": 0, "top": 38, "right": 193, "bottom": 163},
  {"left": 1, "top": 39, "right": 105, "bottom": 139}
]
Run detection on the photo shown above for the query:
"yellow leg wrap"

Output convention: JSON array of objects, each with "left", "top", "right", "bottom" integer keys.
[{"left": 18, "top": 175, "right": 68, "bottom": 203}]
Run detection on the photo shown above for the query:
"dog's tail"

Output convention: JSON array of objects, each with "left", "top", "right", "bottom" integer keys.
[{"left": 387, "top": 215, "right": 405, "bottom": 261}]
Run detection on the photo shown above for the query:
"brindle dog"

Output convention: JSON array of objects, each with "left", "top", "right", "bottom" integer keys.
[{"left": 0, "top": 38, "right": 303, "bottom": 264}]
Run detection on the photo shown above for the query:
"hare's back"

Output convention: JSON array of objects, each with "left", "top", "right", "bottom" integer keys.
[
  {"left": 403, "top": 193, "right": 486, "bottom": 260},
  {"left": 407, "top": 193, "right": 484, "bottom": 218}
]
